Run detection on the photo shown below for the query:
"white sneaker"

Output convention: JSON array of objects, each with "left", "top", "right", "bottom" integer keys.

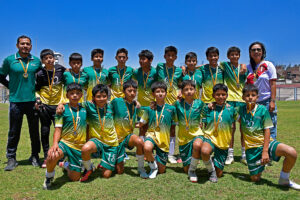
[
  {"left": 138, "top": 168, "right": 149, "bottom": 179},
  {"left": 168, "top": 155, "right": 177, "bottom": 164},
  {"left": 278, "top": 178, "right": 300, "bottom": 190},
  {"left": 188, "top": 170, "right": 198, "bottom": 183},
  {"left": 240, "top": 156, "right": 247, "bottom": 165},
  {"left": 148, "top": 168, "right": 158, "bottom": 179},
  {"left": 225, "top": 155, "right": 234, "bottom": 165}
]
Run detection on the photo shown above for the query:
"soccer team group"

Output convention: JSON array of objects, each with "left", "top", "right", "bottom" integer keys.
[{"left": 1, "top": 36, "right": 299, "bottom": 191}]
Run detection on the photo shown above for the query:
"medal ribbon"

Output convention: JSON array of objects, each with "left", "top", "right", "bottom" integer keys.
[
  {"left": 209, "top": 65, "right": 219, "bottom": 86},
  {"left": 184, "top": 101, "right": 194, "bottom": 129},
  {"left": 230, "top": 64, "right": 240, "bottom": 85},
  {"left": 188, "top": 70, "right": 195, "bottom": 81},
  {"left": 117, "top": 67, "right": 126, "bottom": 87},
  {"left": 69, "top": 105, "right": 79, "bottom": 134},
  {"left": 46, "top": 68, "right": 55, "bottom": 92},
  {"left": 96, "top": 105, "right": 106, "bottom": 131},
  {"left": 71, "top": 71, "right": 81, "bottom": 84},
  {"left": 156, "top": 104, "right": 165, "bottom": 128},
  {"left": 93, "top": 67, "right": 102, "bottom": 84},
  {"left": 143, "top": 70, "right": 150, "bottom": 89},
  {"left": 165, "top": 65, "right": 175, "bottom": 89},
  {"left": 124, "top": 99, "right": 135, "bottom": 128},
  {"left": 19, "top": 59, "right": 30, "bottom": 75},
  {"left": 247, "top": 103, "right": 257, "bottom": 117},
  {"left": 214, "top": 104, "right": 225, "bottom": 132}
]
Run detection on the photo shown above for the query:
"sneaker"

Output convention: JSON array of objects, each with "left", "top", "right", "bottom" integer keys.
[
  {"left": 278, "top": 178, "right": 300, "bottom": 190},
  {"left": 208, "top": 170, "right": 218, "bottom": 183},
  {"left": 29, "top": 156, "right": 40, "bottom": 167},
  {"left": 240, "top": 156, "right": 247, "bottom": 165},
  {"left": 177, "top": 158, "right": 182, "bottom": 163},
  {"left": 148, "top": 168, "right": 158, "bottom": 179},
  {"left": 138, "top": 168, "right": 149, "bottom": 179},
  {"left": 225, "top": 155, "right": 234, "bottom": 165},
  {"left": 80, "top": 169, "right": 94, "bottom": 182},
  {"left": 43, "top": 177, "right": 54, "bottom": 190},
  {"left": 168, "top": 155, "right": 177, "bottom": 164},
  {"left": 188, "top": 170, "right": 198, "bottom": 183},
  {"left": 4, "top": 158, "right": 18, "bottom": 171},
  {"left": 41, "top": 160, "right": 47, "bottom": 168}
]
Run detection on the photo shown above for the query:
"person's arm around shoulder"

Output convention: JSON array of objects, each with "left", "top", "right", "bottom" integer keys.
[{"left": 0, "top": 58, "right": 10, "bottom": 88}]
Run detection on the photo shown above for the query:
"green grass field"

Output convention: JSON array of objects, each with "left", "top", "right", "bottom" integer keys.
[{"left": 0, "top": 102, "right": 299, "bottom": 200}]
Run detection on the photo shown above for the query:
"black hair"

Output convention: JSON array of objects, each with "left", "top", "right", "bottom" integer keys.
[
  {"left": 91, "top": 49, "right": 104, "bottom": 59},
  {"left": 66, "top": 82, "right": 82, "bottom": 93},
  {"left": 180, "top": 80, "right": 196, "bottom": 90},
  {"left": 123, "top": 80, "right": 138, "bottom": 91},
  {"left": 92, "top": 84, "right": 109, "bottom": 96},
  {"left": 249, "top": 41, "right": 266, "bottom": 71},
  {"left": 138, "top": 49, "right": 154, "bottom": 60},
  {"left": 206, "top": 47, "right": 219, "bottom": 57},
  {"left": 164, "top": 46, "right": 177, "bottom": 55},
  {"left": 40, "top": 49, "right": 54, "bottom": 60},
  {"left": 69, "top": 53, "right": 82, "bottom": 63},
  {"left": 116, "top": 48, "right": 128, "bottom": 56},
  {"left": 213, "top": 83, "right": 228, "bottom": 94},
  {"left": 227, "top": 46, "right": 240, "bottom": 57},
  {"left": 151, "top": 81, "right": 167, "bottom": 93},
  {"left": 17, "top": 35, "right": 31, "bottom": 44},
  {"left": 242, "top": 84, "right": 259, "bottom": 95},
  {"left": 185, "top": 52, "right": 197, "bottom": 62}
]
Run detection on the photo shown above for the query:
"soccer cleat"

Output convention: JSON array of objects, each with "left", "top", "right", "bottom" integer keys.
[
  {"left": 168, "top": 155, "right": 177, "bottom": 164},
  {"left": 41, "top": 159, "right": 47, "bottom": 168},
  {"left": 29, "top": 156, "right": 40, "bottom": 167},
  {"left": 278, "top": 178, "right": 300, "bottom": 190},
  {"left": 4, "top": 158, "right": 18, "bottom": 171},
  {"left": 43, "top": 177, "right": 54, "bottom": 190},
  {"left": 225, "top": 155, "right": 234, "bottom": 165},
  {"left": 148, "top": 168, "right": 158, "bottom": 179},
  {"left": 188, "top": 170, "right": 198, "bottom": 183},
  {"left": 208, "top": 170, "right": 218, "bottom": 183},
  {"left": 240, "top": 156, "right": 247, "bottom": 165},
  {"left": 80, "top": 164, "right": 96, "bottom": 182},
  {"left": 138, "top": 168, "right": 149, "bottom": 179}
]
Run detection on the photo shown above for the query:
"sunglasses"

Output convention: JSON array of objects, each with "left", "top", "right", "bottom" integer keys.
[{"left": 250, "top": 48, "right": 262, "bottom": 52}]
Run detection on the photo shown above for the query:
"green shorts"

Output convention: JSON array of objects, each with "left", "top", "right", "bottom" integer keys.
[
  {"left": 145, "top": 137, "right": 168, "bottom": 166},
  {"left": 204, "top": 138, "right": 228, "bottom": 170},
  {"left": 116, "top": 134, "right": 134, "bottom": 164},
  {"left": 246, "top": 140, "right": 281, "bottom": 175},
  {"left": 90, "top": 138, "right": 118, "bottom": 171},
  {"left": 179, "top": 136, "right": 204, "bottom": 167},
  {"left": 58, "top": 141, "right": 82, "bottom": 172}
]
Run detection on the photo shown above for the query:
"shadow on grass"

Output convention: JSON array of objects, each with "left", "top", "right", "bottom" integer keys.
[{"left": 48, "top": 171, "right": 69, "bottom": 190}]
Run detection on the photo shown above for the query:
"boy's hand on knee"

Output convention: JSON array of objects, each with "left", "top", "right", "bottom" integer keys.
[{"left": 261, "top": 151, "right": 270, "bottom": 165}]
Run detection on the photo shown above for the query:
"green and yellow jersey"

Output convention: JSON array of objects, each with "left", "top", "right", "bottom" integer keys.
[
  {"left": 238, "top": 104, "right": 274, "bottom": 150},
  {"left": 110, "top": 98, "right": 138, "bottom": 143},
  {"left": 83, "top": 66, "right": 109, "bottom": 101},
  {"left": 181, "top": 69, "right": 202, "bottom": 99},
  {"left": 200, "top": 64, "right": 224, "bottom": 103},
  {"left": 108, "top": 66, "right": 134, "bottom": 100},
  {"left": 83, "top": 101, "right": 118, "bottom": 147},
  {"left": 62, "top": 70, "right": 86, "bottom": 103},
  {"left": 55, "top": 104, "right": 87, "bottom": 151},
  {"left": 35, "top": 64, "right": 65, "bottom": 105},
  {"left": 156, "top": 63, "right": 182, "bottom": 105},
  {"left": 140, "top": 104, "right": 177, "bottom": 152},
  {"left": 174, "top": 99, "right": 205, "bottom": 146},
  {"left": 221, "top": 62, "right": 248, "bottom": 102},
  {"left": 202, "top": 104, "right": 237, "bottom": 150},
  {"left": 133, "top": 66, "right": 157, "bottom": 107}
]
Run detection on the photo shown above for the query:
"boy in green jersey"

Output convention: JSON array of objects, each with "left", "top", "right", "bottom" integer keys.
[
  {"left": 83, "top": 49, "right": 109, "bottom": 101},
  {"left": 108, "top": 48, "right": 134, "bottom": 100},
  {"left": 201, "top": 84, "right": 237, "bottom": 183},
  {"left": 62, "top": 53, "right": 86, "bottom": 103},
  {"left": 239, "top": 84, "right": 299, "bottom": 190},
  {"left": 111, "top": 80, "right": 147, "bottom": 178},
  {"left": 139, "top": 81, "right": 177, "bottom": 179},
  {"left": 43, "top": 83, "right": 87, "bottom": 190},
  {"left": 181, "top": 52, "right": 202, "bottom": 99},
  {"left": 156, "top": 46, "right": 182, "bottom": 164},
  {"left": 175, "top": 80, "right": 205, "bottom": 183},
  {"left": 200, "top": 47, "right": 224, "bottom": 104},
  {"left": 133, "top": 50, "right": 157, "bottom": 141},
  {"left": 221, "top": 47, "right": 248, "bottom": 165}
]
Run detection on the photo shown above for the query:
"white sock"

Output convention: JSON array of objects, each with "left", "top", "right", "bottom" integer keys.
[
  {"left": 280, "top": 171, "right": 290, "bottom": 180},
  {"left": 148, "top": 161, "right": 158, "bottom": 170},
  {"left": 228, "top": 148, "right": 234, "bottom": 157},
  {"left": 241, "top": 147, "right": 246, "bottom": 156},
  {"left": 169, "top": 137, "right": 176, "bottom": 156},
  {"left": 136, "top": 154, "right": 145, "bottom": 169},
  {"left": 139, "top": 136, "right": 145, "bottom": 142},
  {"left": 189, "top": 157, "right": 199, "bottom": 172},
  {"left": 203, "top": 158, "right": 214, "bottom": 172},
  {"left": 46, "top": 170, "right": 55, "bottom": 178},
  {"left": 82, "top": 160, "right": 92, "bottom": 171}
]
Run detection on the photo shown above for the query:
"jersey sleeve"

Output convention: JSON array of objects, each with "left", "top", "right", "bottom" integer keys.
[
  {"left": 55, "top": 114, "right": 63, "bottom": 128},
  {"left": 267, "top": 61, "right": 277, "bottom": 80},
  {"left": 262, "top": 107, "right": 274, "bottom": 130}
]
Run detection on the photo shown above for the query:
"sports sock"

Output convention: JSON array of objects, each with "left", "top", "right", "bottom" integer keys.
[
  {"left": 82, "top": 160, "right": 92, "bottom": 171},
  {"left": 189, "top": 157, "right": 199, "bottom": 171},
  {"left": 46, "top": 170, "right": 55, "bottom": 178},
  {"left": 280, "top": 171, "right": 290, "bottom": 180},
  {"left": 136, "top": 154, "right": 145, "bottom": 169},
  {"left": 169, "top": 137, "right": 175, "bottom": 156},
  {"left": 228, "top": 148, "right": 234, "bottom": 157},
  {"left": 203, "top": 158, "right": 214, "bottom": 172},
  {"left": 148, "top": 161, "right": 158, "bottom": 170},
  {"left": 139, "top": 136, "right": 145, "bottom": 142},
  {"left": 241, "top": 147, "right": 246, "bottom": 157}
]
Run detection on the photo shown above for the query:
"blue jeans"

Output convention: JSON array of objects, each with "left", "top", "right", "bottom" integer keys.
[{"left": 257, "top": 98, "right": 277, "bottom": 140}]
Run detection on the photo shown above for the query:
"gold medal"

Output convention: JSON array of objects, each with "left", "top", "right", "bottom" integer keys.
[
  {"left": 185, "top": 126, "right": 189, "bottom": 131},
  {"left": 71, "top": 71, "right": 81, "bottom": 84},
  {"left": 165, "top": 65, "right": 175, "bottom": 90},
  {"left": 19, "top": 59, "right": 30, "bottom": 79},
  {"left": 142, "top": 69, "right": 150, "bottom": 89},
  {"left": 96, "top": 104, "right": 106, "bottom": 131},
  {"left": 46, "top": 68, "right": 55, "bottom": 93},
  {"left": 23, "top": 73, "right": 28, "bottom": 78},
  {"left": 155, "top": 126, "right": 160, "bottom": 132},
  {"left": 117, "top": 66, "right": 126, "bottom": 87},
  {"left": 209, "top": 65, "right": 219, "bottom": 86},
  {"left": 69, "top": 104, "right": 79, "bottom": 135},
  {"left": 213, "top": 104, "right": 225, "bottom": 135},
  {"left": 236, "top": 83, "right": 240, "bottom": 89},
  {"left": 184, "top": 101, "right": 194, "bottom": 132},
  {"left": 230, "top": 63, "right": 240, "bottom": 89},
  {"left": 155, "top": 104, "right": 165, "bottom": 132},
  {"left": 168, "top": 87, "right": 173, "bottom": 92},
  {"left": 124, "top": 98, "right": 135, "bottom": 132},
  {"left": 93, "top": 66, "right": 102, "bottom": 84}
]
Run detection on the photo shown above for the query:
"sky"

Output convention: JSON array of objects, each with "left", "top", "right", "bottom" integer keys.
[{"left": 0, "top": 0, "right": 300, "bottom": 69}]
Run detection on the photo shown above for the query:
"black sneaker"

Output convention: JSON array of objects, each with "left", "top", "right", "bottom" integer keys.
[
  {"left": 43, "top": 177, "right": 54, "bottom": 190},
  {"left": 29, "top": 156, "right": 40, "bottom": 167},
  {"left": 4, "top": 158, "right": 18, "bottom": 171}
]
